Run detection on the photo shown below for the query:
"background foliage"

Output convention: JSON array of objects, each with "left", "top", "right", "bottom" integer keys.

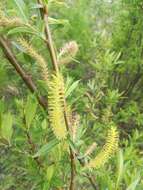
[{"left": 0, "top": 0, "right": 143, "bottom": 189}]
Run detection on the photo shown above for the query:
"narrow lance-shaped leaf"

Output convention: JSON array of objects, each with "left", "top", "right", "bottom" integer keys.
[
  {"left": 1, "top": 113, "right": 13, "bottom": 144},
  {"left": 85, "top": 126, "right": 119, "bottom": 169},
  {"left": 33, "top": 139, "right": 59, "bottom": 158},
  {"left": 115, "top": 149, "right": 124, "bottom": 190},
  {"left": 126, "top": 174, "right": 140, "bottom": 190},
  {"left": 13, "top": 0, "right": 28, "bottom": 22},
  {"left": 25, "top": 95, "right": 37, "bottom": 129}
]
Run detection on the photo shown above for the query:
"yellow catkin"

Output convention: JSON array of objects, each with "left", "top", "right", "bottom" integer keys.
[
  {"left": 0, "top": 17, "right": 23, "bottom": 27},
  {"left": 18, "top": 38, "right": 49, "bottom": 84},
  {"left": 86, "top": 126, "right": 119, "bottom": 169},
  {"left": 48, "top": 73, "right": 67, "bottom": 140}
]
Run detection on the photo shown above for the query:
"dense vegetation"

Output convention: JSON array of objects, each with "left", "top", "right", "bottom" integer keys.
[{"left": 0, "top": 0, "right": 143, "bottom": 189}]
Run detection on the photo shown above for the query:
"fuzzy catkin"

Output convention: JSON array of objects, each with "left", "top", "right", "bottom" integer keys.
[
  {"left": 18, "top": 39, "right": 49, "bottom": 85},
  {"left": 58, "top": 41, "right": 79, "bottom": 65},
  {"left": 48, "top": 73, "right": 67, "bottom": 140},
  {"left": 71, "top": 114, "right": 80, "bottom": 142},
  {"left": 86, "top": 126, "right": 119, "bottom": 169},
  {"left": 0, "top": 17, "right": 23, "bottom": 27},
  {"left": 59, "top": 41, "right": 79, "bottom": 58}
]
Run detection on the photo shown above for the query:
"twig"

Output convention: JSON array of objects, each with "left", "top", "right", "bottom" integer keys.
[
  {"left": 37, "top": 2, "right": 98, "bottom": 189},
  {"left": 69, "top": 149, "right": 76, "bottom": 190},
  {"left": 43, "top": 5, "right": 59, "bottom": 72},
  {"left": 0, "top": 36, "right": 47, "bottom": 110},
  {"left": 85, "top": 174, "right": 99, "bottom": 190},
  {"left": 37, "top": 0, "right": 44, "bottom": 19},
  {"left": 64, "top": 111, "right": 76, "bottom": 190},
  {"left": 76, "top": 156, "right": 99, "bottom": 190},
  {"left": 37, "top": 2, "right": 76, "bottom": 189}
]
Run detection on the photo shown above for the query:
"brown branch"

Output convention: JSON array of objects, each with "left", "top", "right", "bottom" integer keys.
[
  {"left": 43, "top": 6, "right": 59, "bottom": 72},
  {"left": 85, "top": 174, "right": 99, "bottom": 190},
  {"left": 0, "top": 36, "right": 47, "bottom": 110},
  {"left": 37, "top": 2, "right": 76, "bottom": 189},
  {"left": 69, "top": 149, "right": 76, "bottom": 190},
  {"left": 64, "top": 111, "right": 76, "bottom": 190},
  {"left": 76, "top": 155, "right": 99, "bottom": 190},
  {"left": 37, "top": 2, "right": 98, "bottom": 189},
  {"left": 37, "top": 0, "right": 44, "bottom": 19}
]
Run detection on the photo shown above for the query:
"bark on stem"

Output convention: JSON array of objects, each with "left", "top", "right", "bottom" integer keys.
[
  {"left": 0, "top": 36, "right": 47, "bottom": 110},
  {"left": 43, "top": 5, "right": 59, "bottom": 72},
  {"left": 37, "top": 1, "right": 98, "bottom": 189},
  {"left": 38, "top": 3, "right": 75, "bottom": 189}
]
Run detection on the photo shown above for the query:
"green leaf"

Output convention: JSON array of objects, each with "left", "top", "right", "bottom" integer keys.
[
  {"left": 0, "top": 100, "right": 5, "bottom": 115},
  {"left": 41, "top": 119, "right": 47, "bottom": 130},
  {"left": 33, "top": 139, "right": 59, "bottom": 158},
  {"left": 13, "top": 0, "right": 28, "bottom": 22},
  {"left": 65, "top": 79, "right": 80, "bottom": 98},
  {"left": 1, "top": 113, "right": 13, "bottom": 144},
  {"left": 48, "top": 17, "right": 69, "bottom": 26},
  {"left": 25, "top": 95, "right": 37, "bottom": 129},
  {"left": 7, "top": 26, "right": 37, "bottom": 36},
  {"left": 115, "top": 149, "right": 124, "bottom": 190},
  {"left": 48, "top": 0, "right": 68, "bottom": 8},
  {"left": 52, "top": 176, "right": 64, "bottom": 187},
  {"left": 126, "top": 175, "right": 140, "bottom": 190},
  {"left": 46, "top": 165, "right": 55, "bottom": 182}
]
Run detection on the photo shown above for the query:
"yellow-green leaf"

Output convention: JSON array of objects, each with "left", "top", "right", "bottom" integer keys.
[
  {"left": 25, "top": 95, "right": 37, "bottom": 129},
  {"left": 1, "top": 113, "right": 13, "bottom": 144}
]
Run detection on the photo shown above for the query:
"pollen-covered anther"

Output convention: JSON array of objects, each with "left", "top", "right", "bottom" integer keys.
[
  {"left": 48, "top": 74, "right": 67, "bottom": 140},
  {"left": 0, "top": 17, "right": 23, "bottom": 27},
  {"left": 85, "top": 126, "right": 119, "bottom": 169},
  {"left": 18, "top": 38, "right": 49, "bottom": 84}
]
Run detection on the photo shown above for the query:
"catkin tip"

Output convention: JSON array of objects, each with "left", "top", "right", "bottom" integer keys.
[{"left": 85, "top": 126, "right": 119, "bottom": 169}]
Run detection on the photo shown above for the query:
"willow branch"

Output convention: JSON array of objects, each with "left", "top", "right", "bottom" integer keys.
[
  {"left": 37, "top": 1, "right": 98, "bottom": 189},
  {"left": 85, "top": 174, "right": 99, "bottom": 190},
  {"left": 37, "top": 0, "right": 44, "bottom": 19},
  {"left": 37, "top": 2, "right": 76, "bottom": 189},
  {"left": 43, "top": 5, "right": 59, "bottom": 72},
  {"left": 0, "top": 36, "right": 47, "bottom": 110}
]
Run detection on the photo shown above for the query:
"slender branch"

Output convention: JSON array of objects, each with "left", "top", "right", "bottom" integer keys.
[
  {"left": 76, "top": 154, "right": 99, "bottom": 190},
  {"left": 37, "top": 2, "right": 76, "bottom": 189},
  {"left": 0, "top": 36, "right": 47, "bottom": 110},
  {"left": 85, "top": 174, "right": 99, "bottom": 190},
  {"left": 37, "top": 0, "right": 44, "bottom": 19},
  {"left": 43, "top": 5, "right": 59, "bottom": 72},
  {"left": 37, "top": 2, "right": 98, "bottom": 189},
  {"left": 69, "top": 149, "right": 76, "bottom": 190},
  {"left": 64, "top": 111, "right": 76, "bottom": 190},
  {"left": 122, "top": 72, "right": 142, "bottom": 97}
]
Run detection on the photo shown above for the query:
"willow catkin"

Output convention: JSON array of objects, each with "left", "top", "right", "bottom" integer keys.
[
  {"left": 85, "top": 126, "right": 119, "bottom": 169},
  {"left": 48, "top": 73, "right": 67, "bottom": 140},
  {"left": 0, "top": 17, "right": 23, "bottom": 27},
  {"left": 58, "top": 41, "right": 79, "bottom": 65},
  {"left": 18, "top": 38, "right": 49, "bottom": 85}
]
